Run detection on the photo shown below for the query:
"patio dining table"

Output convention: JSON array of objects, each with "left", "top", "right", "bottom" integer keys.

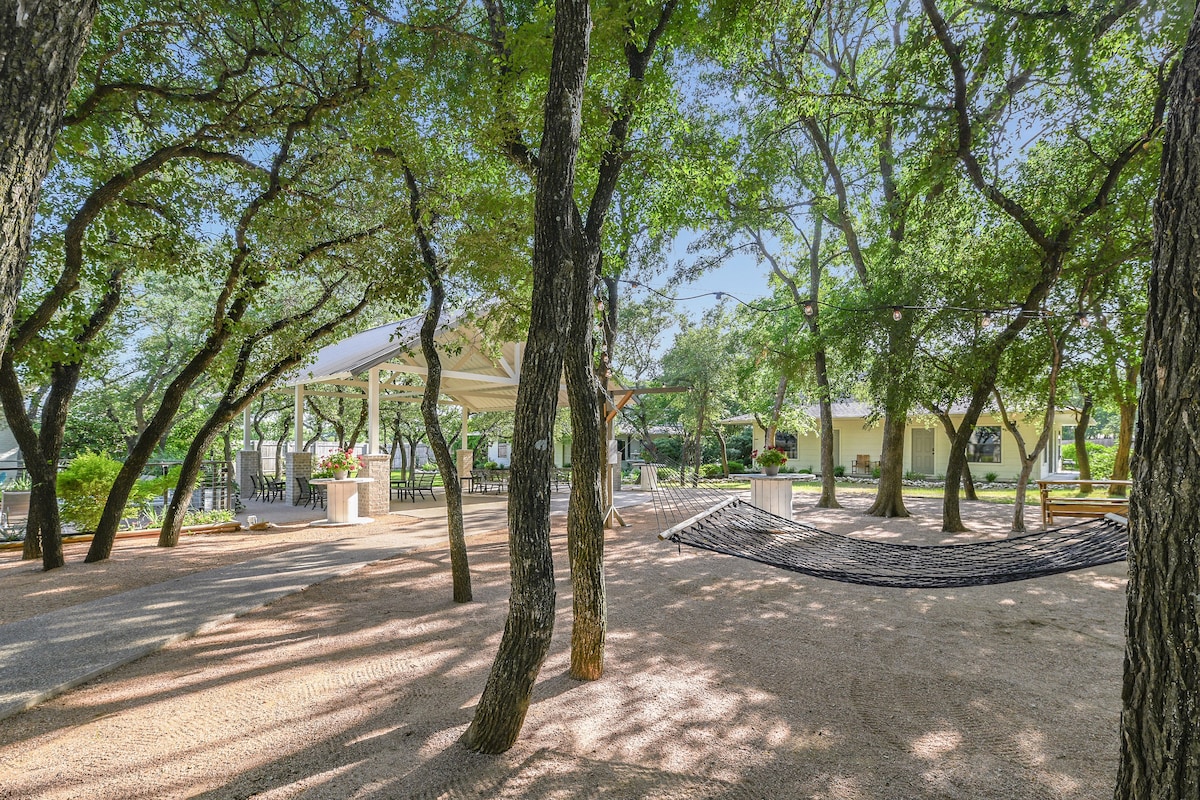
[{"left": 309, "top": 477, "right": 374, "bottom": 525}]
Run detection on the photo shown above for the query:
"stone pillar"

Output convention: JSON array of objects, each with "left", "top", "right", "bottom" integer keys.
[
  {"left": 457, "top": 449, "right": 474, "bottom": 488},
  {"left": 236, "top": 450, "right": 261, "bottom": 497},
  {"left": 285, "top": 451, "right": 312, "bottom": 506},
  {"left": 360, "top": 453, "right": 392, "bottom": 517}
]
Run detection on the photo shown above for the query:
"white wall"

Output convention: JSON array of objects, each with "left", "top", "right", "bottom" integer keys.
[
  {"left": 0, "top": 422, "right": 21, "bottom": 468},
  {"left": 486, "top": 441, "right": 512, "bottom": 467},
  {"left": 750, "top": 411, "right": 1071, "bottom": 480}
]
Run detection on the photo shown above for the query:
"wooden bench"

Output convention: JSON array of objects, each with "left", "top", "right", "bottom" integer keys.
[{"left": 1037, "top": 479, "right": 1131, "bottom": 525}]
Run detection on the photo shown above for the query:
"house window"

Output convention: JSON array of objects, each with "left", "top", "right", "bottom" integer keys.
[
  {"left": 497, "top": 442, "right": 509, "bottom": 458},
  {"left": 774, "top": 432, "right": 798, "bottom": 459},
  {"left": 967, "top": 426, "right": 1002, "bottom": 463}
]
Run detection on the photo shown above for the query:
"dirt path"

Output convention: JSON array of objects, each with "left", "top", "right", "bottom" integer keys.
[{"left": 0, "top": 496, "right": 1127, "bottom": 799}]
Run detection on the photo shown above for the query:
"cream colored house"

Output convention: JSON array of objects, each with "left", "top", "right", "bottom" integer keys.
[{"left": 721, "top": 401, "right": 1074, "bottom": 481}]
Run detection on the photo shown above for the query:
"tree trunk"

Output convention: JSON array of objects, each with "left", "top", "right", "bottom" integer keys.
[
  {"left": 804, "top": 221, "right": 840, "bottom": 509},
  {"left": 1011, "top": 462, "right": 1034, "bottom": 533},
  {"left": 563, "top": 243, "right": 605, "bottom": 681},
  {"left": 714, "top": 426, "right": 729, "bottom": 477},
  {"left": 814, "top": 351, "right": 840, "bottom": 509},
  {"left": 866, "top": 328, "right": 910, "bottom": 518},
  {"left": 274, "top": 414, "right": 291, "bottom": 480},
  {"left": 1109, "top": 399, "right": 1134, "bottom": 497},
  {"left": 87, "top": 310, "right": 244, "bottom": 561},
  {"left": 159, "top": 404, "right": 238, "bottom": 546},
  {"left": 962, "top": 464, "right": 978, "bottom": 501},
  {"left": 1075, "top": 394, "right": 1093, "bottom": 494},
  {"left": 403, "top": 178, "right": 472, "bottom": 603},
  {"left": 461, "top": 0, "right": 590, "bottom": 755},
  {"left": 1, "top": 265, "right": 121, "bottom": 568},
  {"left": 942, "top": 384, "right": 994, "bottom": 532},
  {"left": 865, "top": 410, "right": 910, "bottom": 517},
  {"left": 931, "top": 407, "right": 978, "bottom": 503},
  {"left": 1115, "top": 19, "right": 1200, "bottom": 795},
  {"left": 0, "top": 1, "right": 98, "bottom": 366}
]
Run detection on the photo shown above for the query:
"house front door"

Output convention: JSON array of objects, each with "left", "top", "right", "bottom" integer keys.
[{"left": 911, "top": 428, "right": 935, "bottom": 475}]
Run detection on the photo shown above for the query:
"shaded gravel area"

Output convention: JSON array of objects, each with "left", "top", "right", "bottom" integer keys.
[{"left": 0, "top": 495, "right": 1127, "bottom": 799}]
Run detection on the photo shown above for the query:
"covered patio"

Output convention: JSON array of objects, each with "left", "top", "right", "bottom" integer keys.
[{"left": 235, "top": 312, "right": 584, "bottom": 523}]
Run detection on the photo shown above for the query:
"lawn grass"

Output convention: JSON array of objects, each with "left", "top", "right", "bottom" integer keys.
[{"left": 676, "top": 477, "right": 1055, "bottom": 506}]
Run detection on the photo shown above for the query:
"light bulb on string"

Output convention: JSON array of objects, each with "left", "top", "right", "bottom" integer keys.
[
  {"left": 803, "top": 300, "right": 815, "bottom": 317},
  {"left": 1076, "top": 312, "right": 1090, "bottom": 327},
  {"left": 892, "top": 306, "right": 903, "bottom": 321},
  {"left": 981, "top": 312, "right": 992, "bottom": 328}
]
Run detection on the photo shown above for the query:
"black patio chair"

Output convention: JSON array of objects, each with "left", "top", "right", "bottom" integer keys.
[
  {"left": 294, "top": 476, "right": 312, "bottom": 507},
  {"left": 410, "top": 472, "right": 437, "bottom": 501},
  {"left": 258, "top": 475, "right": 283, "bottom": 502},
  {"left": 307, "top": 478, "right": 326, "bottom": 509},
  {"left": 390, "top": 476, "right": 409, "bottom": 500}
]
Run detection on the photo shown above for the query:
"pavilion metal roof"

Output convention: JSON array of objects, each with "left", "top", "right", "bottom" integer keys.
[{"left": 290, "top": 312, "right": 566, "bottom": 412}]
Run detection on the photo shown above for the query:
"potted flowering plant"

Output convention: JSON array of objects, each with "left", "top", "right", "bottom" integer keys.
[
  {"left": 754, "top": 446, "right": 788, "bottom": 475},
  {"left": 318, "top": 448, "right": 363, "bottom": 479}
]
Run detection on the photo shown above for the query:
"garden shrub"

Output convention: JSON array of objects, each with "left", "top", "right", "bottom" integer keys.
[
  {"left": 984, "top": 471, "right": 999, "bottom": 483},
  {"left": 833, "top": 465, "right": 846, "bottom": 477},
  {"left": 904, "top": 470, "right": 924, "bottom": 481},
  {"left": 726, "top": 460, "right": 745, "bottom": 474},
  {"left": 1062, "top": 442, "right": 1119, "bottom": 479},
  {"left": 700, "top": 463, "right": 724, "bottom": 478},
  {"left": 58, "top": 452, "right": 156, "bottom": 533}
]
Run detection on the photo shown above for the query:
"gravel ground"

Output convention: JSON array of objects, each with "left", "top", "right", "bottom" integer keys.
[{"left": 0, "top": 494, "right": 1128, "bottom": 799}]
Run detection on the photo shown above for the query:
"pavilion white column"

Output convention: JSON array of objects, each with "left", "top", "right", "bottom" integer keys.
[
  {"left": 237, "top": 406, "right": 258, "bottom": 493},
  {"left": 294, "top": 384, "right": 305, "bottom": 452},
  {"left": 456, "top": 406, "right": 474, "bottom": 487},
  {"left": 368, "top": 366, "right": 381, "bottom": 454}
]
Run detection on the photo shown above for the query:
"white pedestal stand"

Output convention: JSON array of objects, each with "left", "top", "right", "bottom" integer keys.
[
  {"left": 309, "top": 477, "right": 374, "bottom": 526},
  {"left": 638, "top": 463, "right": 659, "bottom": 490},
  {"left": 747, "top": 474, "right": 794, "bottom": 521}
]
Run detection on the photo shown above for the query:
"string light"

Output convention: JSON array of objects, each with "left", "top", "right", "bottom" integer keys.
[{"left": 617, "top": 278, "right": 1128, "bottom": 325}]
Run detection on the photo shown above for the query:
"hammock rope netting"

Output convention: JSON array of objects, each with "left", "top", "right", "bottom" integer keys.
[{"left": 641, "top": 464, "right": 1128, "bottom": 589}]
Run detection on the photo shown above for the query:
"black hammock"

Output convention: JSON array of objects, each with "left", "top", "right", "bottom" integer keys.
[{"left": 659, "top": 498, "right": 1128, "bottom": 589}]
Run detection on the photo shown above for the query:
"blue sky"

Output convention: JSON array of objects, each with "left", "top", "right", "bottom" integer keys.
[{"left": 626, "top": 232, "right": 773, "bottom": 325}]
